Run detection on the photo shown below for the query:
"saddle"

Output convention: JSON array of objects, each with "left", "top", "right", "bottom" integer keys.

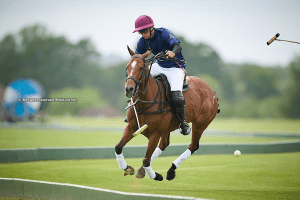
[{"left": 153, "top": 73, "right": 190, "bottom": 103}]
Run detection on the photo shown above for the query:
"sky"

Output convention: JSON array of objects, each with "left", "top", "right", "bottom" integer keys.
[{"left": 1, "top": 0, "right": 300, "bottom": 67}]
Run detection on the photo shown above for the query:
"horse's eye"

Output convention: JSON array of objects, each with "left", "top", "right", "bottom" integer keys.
[{"left": 139, "top": 67, "right": 143, "bottom": 71}]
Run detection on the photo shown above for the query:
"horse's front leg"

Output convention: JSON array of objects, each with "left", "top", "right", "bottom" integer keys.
[
  {"left": 136, "top": 132, "right": 170, "bottom": 179},
  {"left": 115, "top": 125, "right": 135, "bottom": 176},
  {"left": 142, "top": 133, "right": 164, "bottom": 181}
]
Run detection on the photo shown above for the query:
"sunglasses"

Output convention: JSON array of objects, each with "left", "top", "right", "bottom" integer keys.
[{"left": 138, "top": 28, "right": 149, "bottom": 34}]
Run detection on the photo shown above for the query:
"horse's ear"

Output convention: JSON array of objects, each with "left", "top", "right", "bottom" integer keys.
[
  {"left": 127, "top": 45, "right": 135, "bottom": 56},
  {"left": 142, "top": 51, "right": 151, "bottom": 59}
]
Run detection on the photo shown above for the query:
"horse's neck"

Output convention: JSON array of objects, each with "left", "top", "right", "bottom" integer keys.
[{"left": 136, "top": 75, "right": 158, "bottom": 107}]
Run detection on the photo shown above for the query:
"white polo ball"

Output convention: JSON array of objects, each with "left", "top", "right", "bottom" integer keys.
[{"left": 234, "top": 150, "right": 241, "bottom": 157}]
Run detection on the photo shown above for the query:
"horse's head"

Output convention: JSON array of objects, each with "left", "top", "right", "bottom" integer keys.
[{"left": 125, "top": 46, "right": 151, "bottom": 98}]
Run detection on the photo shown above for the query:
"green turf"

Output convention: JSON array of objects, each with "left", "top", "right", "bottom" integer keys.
[
  {"left": 0, "top": 197, "right": 43, "bottom": 200},
  {"left": 1, "top": 117, "right": 299, "bottom": 149},
  {"left": 0, "top": 153, "right": 299, "bottom": 200},
  {"left": 1, "top": 117, "right": 300, "bottom": 134},
  {"left": 48, "top": 117, "right": 300, "bottom": 133},
  {"left": 208, "top": 118, "right": 300, "bottom": 133},
  {"left": 1, "top": 128, "right": 299, "bottom": 149},
  {"left": 48, "top": 116, "right": 127, "bottom": 128}
]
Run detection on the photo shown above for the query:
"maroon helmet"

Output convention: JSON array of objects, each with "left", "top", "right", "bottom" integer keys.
[{"left": 133, "top": 15, "right": 155, "bottom": 33}]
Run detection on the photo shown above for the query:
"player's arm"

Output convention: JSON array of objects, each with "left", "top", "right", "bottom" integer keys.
[
  {"left": 166, "top": 43, "right": 182, "bottom": 58},
  {"left": 172, "top": 43, "right": 182, "bottom": 55}
]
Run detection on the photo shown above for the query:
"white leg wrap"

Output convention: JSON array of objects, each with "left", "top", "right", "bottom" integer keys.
[
  {"left": 150, "top": 147, "right": 162, "bottom": 164},
  {"left": 173, "top": 149, "right": 191, "bottom": 168},
  {"left": 144, "top": 166, "right": 156, "bottom": 179},
  {"left": 115, "top": 152, "right": 127, "bottom": 170}
]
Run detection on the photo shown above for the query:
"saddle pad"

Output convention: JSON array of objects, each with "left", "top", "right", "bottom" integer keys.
[{"left": 153, "top": 74, "right": 190, "bottom": 102}]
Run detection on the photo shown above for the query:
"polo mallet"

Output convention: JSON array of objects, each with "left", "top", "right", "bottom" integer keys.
[
  {"left": 267, "top": 33, "right": 300, "bottom": 45},
  {"left": 131, "top": 98, "right": 148, "bottom": 137}
]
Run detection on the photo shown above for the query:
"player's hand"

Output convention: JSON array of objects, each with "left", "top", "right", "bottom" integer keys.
[{"left": 165, "top": 50, "right": 175, "bottom": 58}]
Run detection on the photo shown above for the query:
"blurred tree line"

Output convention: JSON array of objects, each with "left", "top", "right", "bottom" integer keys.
[{"left": 0, "top": 24, "right": 299, "bottom": 118}]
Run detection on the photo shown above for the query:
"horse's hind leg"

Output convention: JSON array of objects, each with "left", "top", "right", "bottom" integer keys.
[
  {"left": 166, "top": 123, "right": 207, "bottom": 181},
  {"left": 136, "top": 132, "right": 170, "bottom": 178}
]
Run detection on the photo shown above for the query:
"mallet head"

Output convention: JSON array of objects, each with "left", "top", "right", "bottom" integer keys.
[
  {"left": 267, "top": 33, "right": 280, "bottom": 45},
  {"left": 133, "top": 124, "right": 148, "bottom": 137}
]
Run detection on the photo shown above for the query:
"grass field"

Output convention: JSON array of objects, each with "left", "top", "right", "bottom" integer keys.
[
  {"left": 1, "top": 128, "right": 300, "bottom": 149},
  {"left": 47, "top": 116, "right": 300, "bottom": 133},
  {"left": 1, "top": 117, "right": 299, "bottom": 149},
  {"left": 0, "top": 153, "right": 299, "bottom": 200},
  {"left": 1, "top": 117, "right": 299, "bottom": 199},
  {"left": 0, "top": 197, "right": 35, "bottom": 200}
]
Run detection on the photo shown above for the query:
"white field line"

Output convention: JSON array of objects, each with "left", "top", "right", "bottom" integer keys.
[{"left": 0, "top": 177, "right": 212, "bottom": 200}]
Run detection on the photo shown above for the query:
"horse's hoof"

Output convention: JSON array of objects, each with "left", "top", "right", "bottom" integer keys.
[
  {"left": 135, "top": 166, "right": 145, "bottom": 178},
  {"left": 154, "top": 172, "right": 163, "bottom": 181},
  {"left": 124, "top": 165, "right": 135, "bottom": 176},
  {"left": 166, "top": 168, "right": 176, "bottom": 181}
]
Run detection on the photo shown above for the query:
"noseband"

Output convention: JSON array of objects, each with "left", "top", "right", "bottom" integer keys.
[{"left": 126, "top": 55, "right": 149, "bottom": 97}]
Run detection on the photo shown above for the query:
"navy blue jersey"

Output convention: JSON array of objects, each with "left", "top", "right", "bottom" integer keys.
[{"left": 135, "top": 28, "right": 186, "bottom": 69}]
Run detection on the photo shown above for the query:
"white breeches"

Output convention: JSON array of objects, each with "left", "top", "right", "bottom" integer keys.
[{"left": 150, "top": 63, "right": 185, "bottom": 92}]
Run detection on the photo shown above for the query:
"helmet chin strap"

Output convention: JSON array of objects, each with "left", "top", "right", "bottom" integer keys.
[{"left": 149, "top": 27, "right": 155, "bottom": 38}]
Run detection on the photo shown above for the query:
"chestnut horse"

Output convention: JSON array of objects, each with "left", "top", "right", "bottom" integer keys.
[{"left": 115, "top": 47, "right": 219, "bottom": 181}]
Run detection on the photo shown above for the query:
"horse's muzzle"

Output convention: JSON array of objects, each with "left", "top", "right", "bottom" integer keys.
[{"left": 125, "top": 85, "right": 134, "bottom": 98}]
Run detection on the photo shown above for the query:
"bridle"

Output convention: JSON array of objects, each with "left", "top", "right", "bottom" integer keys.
[{"left": 125, "top": 55, "right": 149, "bottom": 97}]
